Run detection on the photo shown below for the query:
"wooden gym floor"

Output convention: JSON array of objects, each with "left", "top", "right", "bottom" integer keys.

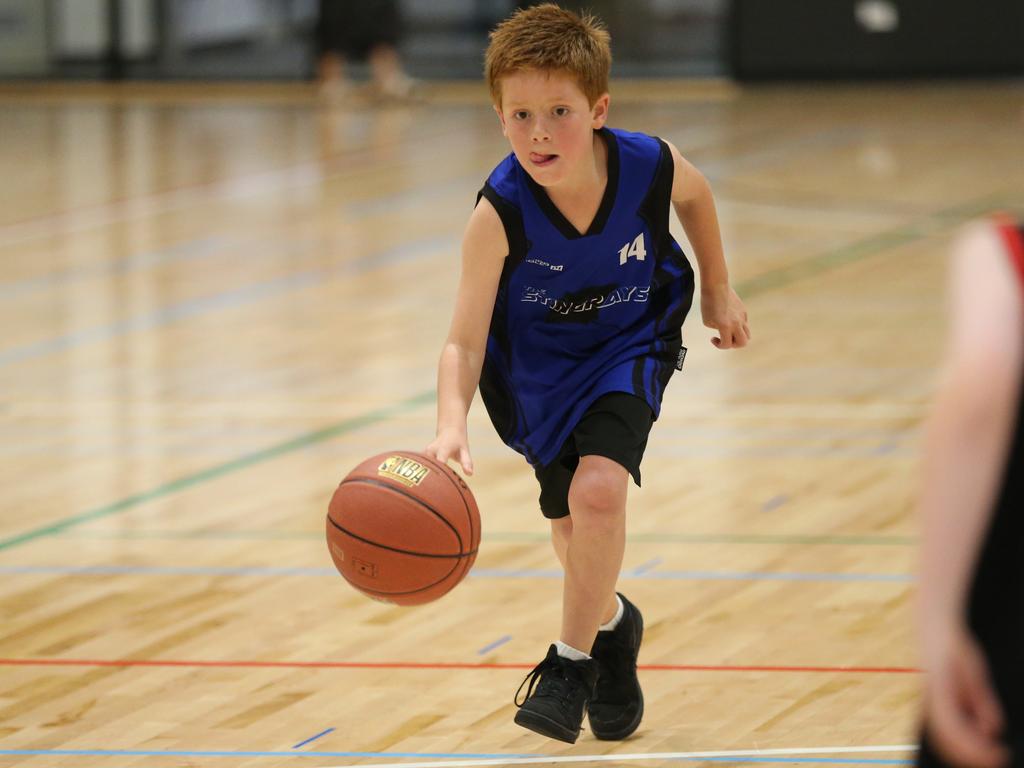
[{"left": 1, "top": 79, "right": 1022, "bottom": 768}]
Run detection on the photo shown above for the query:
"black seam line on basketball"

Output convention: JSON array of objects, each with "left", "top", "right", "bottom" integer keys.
[
  {"left": 416, "top": 453, "right": 477, "bottom": 550},
  {"left": 389, "top": 452, "right": 476, "bottom": 550},
  {"left": 327, "top": 515, "right": 478, "bottom": 559},
  {"left": 349, "top": 568, "right": 460, "bottom": 597},
  {"left": 3, "top": 193, "right": 1008, "bottom": 554},
  {"left": 415, "top": 453, "right": 478, "bottom": 551},
  {"left": 348, "top": 545, "right": 462, "bottom": 596},
  {"left": 339, "top": 476, "right": 466, "bottom": 553},
  {"left": 337, "top": 526, "right": 463, "bottom": 597}
]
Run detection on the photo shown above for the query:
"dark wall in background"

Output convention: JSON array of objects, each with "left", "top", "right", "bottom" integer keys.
[{"left": 731, "top": 0, "right": 1024, "bottom": 80}]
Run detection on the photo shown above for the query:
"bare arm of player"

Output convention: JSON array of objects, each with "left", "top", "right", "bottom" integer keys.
[
  {"left": 423, "top": 196, "right": 508, "bottom": 476},
  {"left": 918, "top": 223, "right": 1021, "bottom": 768},
  {"left": 665, "top": 140, "right": 750, "bottom": 350}
]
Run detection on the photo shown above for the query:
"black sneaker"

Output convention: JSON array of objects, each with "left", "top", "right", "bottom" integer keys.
[
  {"left": 514, "top": 644, "right": 599, "bottom": 743},
  {"left": 588, "top": 593, "right": 644, "bottom": 740}
]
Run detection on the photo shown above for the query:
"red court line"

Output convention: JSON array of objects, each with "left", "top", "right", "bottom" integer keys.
[{"left": 0, "top": 658, "right": 919, "bottom": 674}]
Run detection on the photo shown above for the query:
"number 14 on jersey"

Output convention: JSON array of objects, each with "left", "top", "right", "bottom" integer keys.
[{"left": 618, "top": 233, "right": 647, "bottom": 265}]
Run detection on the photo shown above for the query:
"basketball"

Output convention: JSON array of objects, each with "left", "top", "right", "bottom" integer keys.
[{"left": 325, "top": 451, "right": 481, "bottom": 605}]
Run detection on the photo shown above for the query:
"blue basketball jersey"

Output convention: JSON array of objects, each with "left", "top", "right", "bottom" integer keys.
[{"left": 477, "top": 127, "right": 695, "bottom": 468}]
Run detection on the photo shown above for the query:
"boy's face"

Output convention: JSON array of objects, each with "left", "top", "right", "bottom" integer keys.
[{"left": 494, "top": 69, "right": 610, "bottom": 188}]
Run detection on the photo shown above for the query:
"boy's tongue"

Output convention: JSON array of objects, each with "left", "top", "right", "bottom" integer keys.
[{"left": 530, "top": 152, "right": 558, "bottom": 166}]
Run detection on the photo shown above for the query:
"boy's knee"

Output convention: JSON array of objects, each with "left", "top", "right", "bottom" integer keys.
[{"left": 568, "top": 457, "right": 627, "bottom": 521}]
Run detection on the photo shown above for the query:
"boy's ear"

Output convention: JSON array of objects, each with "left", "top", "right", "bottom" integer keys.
[
  {"left": 494, "top": 104, "right": 508, "bottom": 136},
  {"left": 591, "top": 93, "right": 610, "bottom": 129}
]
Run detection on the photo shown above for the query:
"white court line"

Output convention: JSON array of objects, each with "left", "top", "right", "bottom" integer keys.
[
  {"left": 659, "top": 403, "right": 926, "bottom": 420},
  {"left": 323, "top": 744, "right": 916, "bottom": 768},
  {"left": 2, "top": 402, "right": 927, "bottom": 419},
  {"left": 0, "top": 164, "right": 323, "bottom": 250}
]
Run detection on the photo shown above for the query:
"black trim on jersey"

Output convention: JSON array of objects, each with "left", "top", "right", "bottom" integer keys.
[
  {"left": 523, "top": 127, "right": 620, "bottom": 240},
  {"left": 632, "top": 358, "right": 646, "bottom": 400},
  {"left": 638, "top": 138, "right": 677, "bottom": 266},
  {"left": 638, "top": 137, "right": 696, "bottom": 410},
  {"left": 475, "top": 184, "right": 538, "bottom": 464},
  {"left": 478, "top": 184, "right": 529, "bottom": 267},
  {"left": 654, "top": 353, "right": 676, "bottom": 402}
]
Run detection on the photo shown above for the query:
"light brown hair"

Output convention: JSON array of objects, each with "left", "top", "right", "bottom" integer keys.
[{"left": 485, "top": 3, "right": 611, "bottom": 107}]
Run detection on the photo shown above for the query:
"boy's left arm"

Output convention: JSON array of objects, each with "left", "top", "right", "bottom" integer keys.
[{"left": 666, "top": 141, "right": 750, "bottom": 349}]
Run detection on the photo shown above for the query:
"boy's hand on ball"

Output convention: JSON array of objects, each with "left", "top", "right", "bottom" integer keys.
[
  {"left": 702, "top": 284, "right": 750, "bottom": 350},
  {"left": 425, "top": 429, "right": 474, "bottom": 476}
]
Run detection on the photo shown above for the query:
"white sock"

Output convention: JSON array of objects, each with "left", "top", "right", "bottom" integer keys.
[
  {"left": 598, "top": 594, "right": 625, "bottom": 632},
  {"left": 554, "top": 640, "right": 591, "bottom": 661}
]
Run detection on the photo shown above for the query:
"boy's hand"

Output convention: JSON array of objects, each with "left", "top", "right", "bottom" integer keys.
[
  {"left": 701, "top": 284, "right": 750, "bottom": 349},
  {"left": 424, "top": 428, "right": 474, "bottom": 476},
  {"left": 923, "top": 624, "right": 1008, "bottom": 768}
]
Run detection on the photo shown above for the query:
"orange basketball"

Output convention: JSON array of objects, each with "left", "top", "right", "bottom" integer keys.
[{"left": 325, "top": 450, "right": 480, "bottom": 606}]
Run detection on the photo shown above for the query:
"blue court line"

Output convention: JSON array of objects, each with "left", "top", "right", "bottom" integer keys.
[
  {"left": 0, "top": 235, "right": 454, "bottom": 369},
  {"left": 54, "top": 529, "right": 918, "bottom": 546},
  {"left": 0, "top": 564, "right": 912, "bottom": 583},
  {"left": 627, "top": 556, "right": 663, "bottom": 576},
  {"left": 643, "top": 445, "right": 914, "bottom": 459},
  {"left": 0, "top": 236, "right": 225, "bottom": 300},
  {"left": 0, "top": 268, "right": 321, "bottom": 367},
  {"left": 0, "top": 751, "right": 914, "bottom": 765},
  {"left": 762, "top": 495, "right": 789, "bottom": 512},
  {"left": 0, "top": 564, "right": 337, "bottom": 577},
  {"left": 292, "top": 727, "right": 335, "bottom": 749},
  {"left": 638, "top": 570, "right": 910, "bottom": 583},
  {"left": 477, "top": 635, "right": 512, "bottom": 655},
  {"left": 0, "top": 749, "right": 532, "bottom": 759},
  {"left": 0, "top": 440, "right": 916, "bottom": 461}
]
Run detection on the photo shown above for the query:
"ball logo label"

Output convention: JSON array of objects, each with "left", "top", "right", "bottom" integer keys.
[
  {"left": 378, "top": 455, "right": 430, "bottom": 487},
  {"left": 353, "top": 558, "right": 378, "bottom": 578}
]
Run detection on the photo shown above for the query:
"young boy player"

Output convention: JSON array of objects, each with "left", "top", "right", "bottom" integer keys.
[{"left": 426, "top": 3, "right": 750, "bottom": 743}]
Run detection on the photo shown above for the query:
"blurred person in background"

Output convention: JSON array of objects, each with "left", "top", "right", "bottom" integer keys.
[
  {"left": 316, "top": 0, "right": 416, "bottom": 102},
  {"left": 917, "top": 218, "right": 1024, "bottom": 768}
]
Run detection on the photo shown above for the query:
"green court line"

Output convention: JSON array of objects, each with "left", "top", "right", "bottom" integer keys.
[
  {"left": 0, "top": 194, "right": 1007, "bottom": 554},
  {"left": 736, "top": 229, "right": 920, "bottom": 298},
  {"left": 56, "top": 529, "right": 915, "bottom": 546},
  {"left": 735, "top": 194, "right": 1011, "bottom": 299},
  {"left": 0, "top": 390, "right": 435, "bottom": 553}
]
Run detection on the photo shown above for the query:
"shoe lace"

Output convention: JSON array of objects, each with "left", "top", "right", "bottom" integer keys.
[{"left": 514, "top": 655, "right": 576, "bottom": 708}]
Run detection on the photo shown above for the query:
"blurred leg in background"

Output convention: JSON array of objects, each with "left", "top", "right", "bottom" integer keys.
[{"left": 316, "top": 0, "right": 416, "bottom": 103}]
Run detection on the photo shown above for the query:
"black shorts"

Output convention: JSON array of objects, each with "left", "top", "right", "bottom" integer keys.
[
  {"left": 534, "top": 392, "right": 655, "bottom": 520},
  {"left": 317, "top": 0, "right": 401, "bottom": 60}
]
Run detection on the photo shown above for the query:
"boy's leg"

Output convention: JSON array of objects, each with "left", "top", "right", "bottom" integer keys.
[
  {"left": 550, "top": 516, "right": 619, "bottom": 626},
  {"left": 567, "top": 393, "right": 651, "bottom": 740},
  {"left": 559, "top": 454, "right": 645, "bottom": 741},
  {"left": 516, "top": 394, "right": 649, "bottom": 742},
  {"left": 560, "top": 455, "right": 628, "bottom": 652},
  {"left": 514, "top": 458, "right": 601, "bottom": 744}
]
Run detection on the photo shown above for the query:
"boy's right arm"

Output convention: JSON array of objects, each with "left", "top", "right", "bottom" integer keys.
[{"left": 423, "top": 195, "right": 509, "bottom": 476}]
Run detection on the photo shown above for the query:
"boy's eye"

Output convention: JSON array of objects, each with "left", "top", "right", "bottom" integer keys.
[
  {"left": 513, "top": 111, "right": 529, "bottom": 120},
  {"left": 553, "top": 107, "right": 569, "bottom": 117}
]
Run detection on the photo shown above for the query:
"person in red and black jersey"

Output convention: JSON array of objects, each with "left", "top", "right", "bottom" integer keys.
[{"left": 918, "top": 218, "right": 1024, "bottom": 768}]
